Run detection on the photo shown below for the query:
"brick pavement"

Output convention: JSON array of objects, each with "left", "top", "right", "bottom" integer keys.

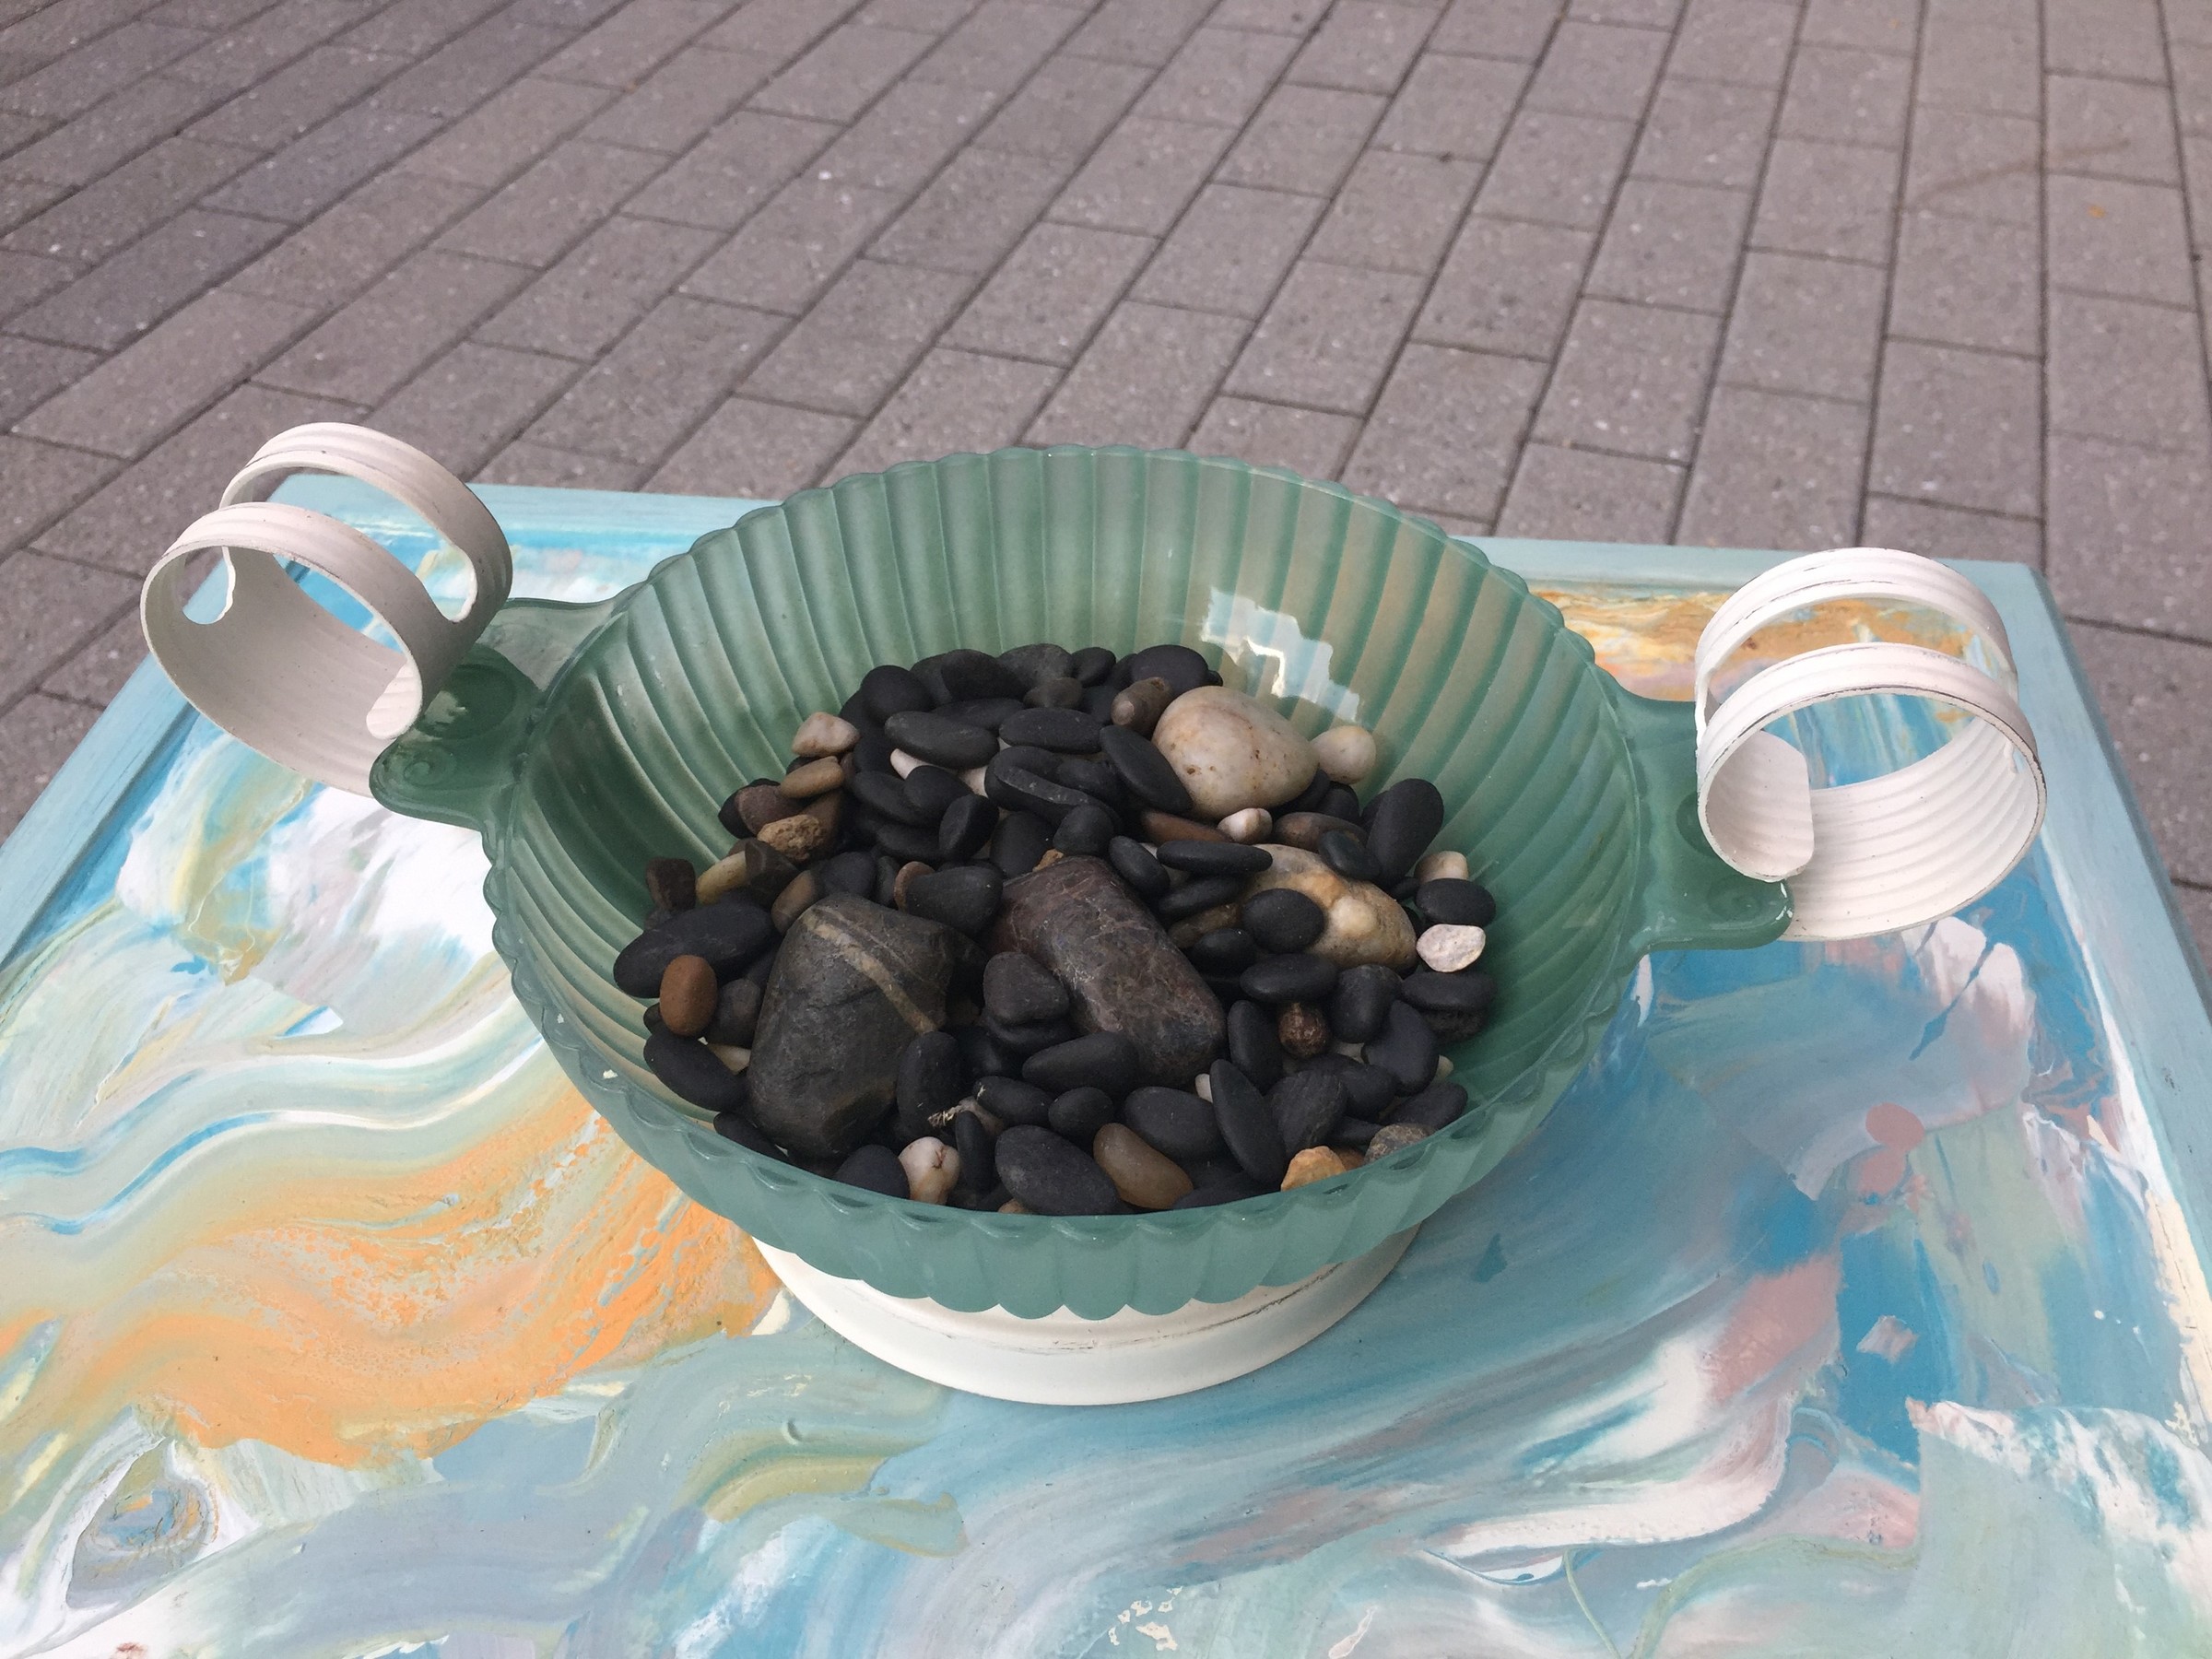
[{"left": 3, "top": 0, "right": 2212, "bottom": 959}]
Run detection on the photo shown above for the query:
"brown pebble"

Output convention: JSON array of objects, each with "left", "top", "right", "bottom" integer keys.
[
  {"left": 703, "top": 839, "right": 801, "bottom": 903},
  {"left": 1111, "top": 675, "right": 1173, "bottom": 735},
  {"left": 658, "top": 954, "right": 718, "bottom": 1037},
  {"left": 737, "top": 782, "right": 804, "bottom": 833},
  {"left": 1093, "top": 1122, "right": 1194, "bottom": 1210},
  {"left": 1368, "top": 1122, "right": 1430, "bottom": 1159},
  {"left": 1140, "top": 808, "right": 1228, "bottom": 844},
  {"left": 1282, "top": 1146, "right": 1347, "bottom": 1189},
  {"left": 1035, "top": 848, "right": 1065, "bottom": 867},
  {"left": 771, "top": 868, "right": 821, "bottom": 931},
  {"left": 778, "top": 756, "right": 845, "bottom": 799},
  {"left": 891, "top": 859, "right": 932, "bottom": 909},
  {"left": 1168, "top": 901, "right": 1244, "bottom": 947},
  {"left": 999, "top": 1198, "right": 1032, "bottom": 1214},
  {"left": 1278, "top": 1001, "right": 1330, "bottom": 1059},
  {"left": 1329, "top": 1147, "right": 1368, "bottom": 1169},
  {"left": 792, "top": 711, "right": 859, "bottom": 757},
  {"left": 1275, "top": 812, "right": 1366, "bottom": 853},
  {"left": 802, "top": 787, "right": 844, "bottom": 839},
  {"left": 759, "top": 809, "right": 830, "bottom": 862},
  {"left": 644, "top": 855, "right": 697, "bottom": 912}
]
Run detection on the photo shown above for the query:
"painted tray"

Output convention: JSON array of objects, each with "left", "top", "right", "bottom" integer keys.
[{"left": 4, "top": 481, "right": 2210, "bottom": 1656}]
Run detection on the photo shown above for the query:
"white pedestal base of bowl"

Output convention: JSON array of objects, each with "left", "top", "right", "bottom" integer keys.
[{"left": 757, "top": 1228, "right": 1418, "bottom": 1406}]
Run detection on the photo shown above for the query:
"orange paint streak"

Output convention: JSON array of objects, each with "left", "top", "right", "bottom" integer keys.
[{"left": 1700, "top": 1256, "right": 1842, "bottom": 1397}]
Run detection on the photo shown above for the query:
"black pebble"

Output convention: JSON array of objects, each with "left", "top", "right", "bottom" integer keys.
[
  {"left": 1119, "top": 643, "right": 1213, "bottom": 697},
  {"left": 1318, "top": 828, "right": 1382, "bottom": 883},
  {"left": 1048, "top": 1086, "right": 1116, "bottom": 1144},
  {"left": 819, "top": 849, "right": 877, "bottom": 897},
  {"left": 1334, "top": 1117, "right": 1382, "bottom": 1148},
  {"left": 1157, "top": 839, "right": 1272, "bottom": 877},
  {"left": 1388, "top": 1079, "right": 1469, "bottom": 1132},
  {"left": 1306, "top": 1053, "right": 1395, "bottom": 1119},
  {"left": 884, "top": 710, "right": 997, "bottom": 770},
  {"left": 614, "top": 900, "right": 772, "bottom": 995},
  {"left": 1124, "top": 1085, "right": 1227, "bottom": 1161},
  {"left": 1098, "top": 724, "right": 1194, "bottom": 814},
  {"left": 988, "top": 762, "right": 1095, "bottom": 825},
  {"left": 1320, "top": 783, "right": 1361, "bottom": 822},
  {"left": 936, "top": 697, "right": 1027, "bottom": 732},
  {"left": 991, "top": 810, "right": 1052, "bottom": 877},
  {"left": 983, "top": 950, "right": 1070, "bottom": 1024},
  {"left": 939, "top": 794, "right": 997, "bottom": 861},
  {"left": 1173, "top": 1176, "right": 1265, "bottom": 1208},
  {"left": 1269, "top": 1068, "right": 1348, "bottom": 1153},
  {"left": 1416, "top": 877, "right": 1496, "bottom": 927},
  {"left": 1365, "top": 998, "right": 1440, "bottom": 1093},
  {"left": 644, "top": 1030, "right": 748, "bottom": 1112},
  {"left": 712, "top": 1107, "right": 781, "bottom": 1158},
  {"left": 1053, "top": 802, "right": 1117, "bottom": 855},
  {"left": 976, "top": 1075, "right": 1053, "bottom": 1126},
  {"left": 850, "top": 770, "right": 933, "bottom": 827},
  {"left": 989, "top": 1014, "right": 1077, "bottom": 1057},
  {"left": 1208, "top": 1059, "right": 1287, "bottom": 1186},
  {"left": 860, "top": 664, "right": 933, "bottom": 724},
  {"left": 1226, "top": 999, "right": 1284, "bottom": 1088},
  {"left": 1283, "top": 769, "right": 1335, "bottom": 815},
  {"left": 958, "top": 1021, "right": 1019, "bottom": 1080},
  {"left": 871, "top": 818, "right": 942, "bottom": 866},
  {"left": 1187, "top": 927, "right": 1258, "bottom": 975},
  {"left": 837, "top": 1143, "right": 909, "bottom": 1198},
  {"left": 953, "top": 1110, "right": 996, "bottom": 1193},
  {"left": 994, "top": 1124, "right": 1120, "bottom": 1215},
  {"left": 905, "top": 765, "right": 971, "bottom": 822},
  {"left": 1081, "top": 682, "right": 1118, "bottom": 719},
  {"left": 1001, "top": 706, "right": 1104, "bottom": 752},
  {"left": 853, "top": 726, "right": 898, "bottom": 774},
  {"left": 1326, "top": 967, "right": 1394, "bottom": 1045},
  {"left": 997, "top": 641, "right": 1074, "bottom": 688},
  {"left": 1364, "top": 777, "right": 1446, "bottom": 884},
  {"left": 705, "top": 978, "right": 761, "bottom": 1046},
  {"left": 1069, "top": 645, "right": 1116, "bottom": 685},
  {"left": 1054, "top": 754, "right": 1124, "bottom": 806},
  {"left": 1157, "top": 873, "right": 1246, "bottom": 922},
  {"left": 716, "top": 788, "right": 753, "bottom": 840},
  {"left": 896, "top": 1030, "right": 965, "bottom": 1139},
  {"left": 1400, "top": 969, "right": 1497, "bottom": 1014},
  {"left": 905, "top": 864, "right": 1003, "bottom": 934},
  {"left": 1240, "top": 951, "right": 1339, "bottom": 1005},
  {"left": 1107, "top": 835, "right": 1170, "bottom": 900},
  {"left": 1027, "top": 675, "right": 1084, "bottom": 709},
  {"left": 1200, "top": 973, "right": 1246, "bottom": 1007},
  {"left": 1023, "top": 1030, "right": 1140, "bottom": 1098},
  {"left": 915, "top": 648, "right": 1027, "bottom": 705},
  {"left": 1242, "top": 888, "right": 1325, "bottom": 954}
]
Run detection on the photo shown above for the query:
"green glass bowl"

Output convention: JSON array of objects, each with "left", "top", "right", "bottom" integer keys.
[{"left": 373, "top": 447, "right": 1789, "bottom": 1318}]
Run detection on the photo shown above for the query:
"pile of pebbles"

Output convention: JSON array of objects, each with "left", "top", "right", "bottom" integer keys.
[{"left": 618, "top": 641, "right": 1498, "bottom": 1217}]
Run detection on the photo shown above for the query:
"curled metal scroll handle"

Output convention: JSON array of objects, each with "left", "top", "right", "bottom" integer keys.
[
  {"left": 139, "top": 423, "right": 513, "bottom": 796},
  {"left": 1691, "top": 547, "right": 2046, "bottom": 942}
]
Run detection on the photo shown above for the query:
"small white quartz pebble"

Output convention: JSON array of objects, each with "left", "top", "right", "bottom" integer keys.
[
  {"left": 706, "top": 1042, "right": 750, "bottom": 1073},
  {"left": 962, "top": 766, "right": 989, "bottom": 794},
  {"left": 1219, "top": 806, "right": 1273, "bottom": 843},
  {"left": 792, "top": 711, "right": 860, "bottom": 757},
  {"left": 1435, "top": 1054, "right": 1453, "bottom": 1079},
  {"left": 1194, "top": 1072, "right": 1213, "bottom": 1102},
  {"left": 1417, "top": 923, "right": 1488, "bottom": 973},
  {"left": 890, "top": 747, "right": 924, "bottom": 778},
  {"left": 1312, "top": 724, "right": 1378, "bottom": 784},
  {"left": 1414, "top": 850, "right": 1470, "bottom": 884},
  {"left": 900, "top": 1136, "right": 960, "bottom": 1205}
]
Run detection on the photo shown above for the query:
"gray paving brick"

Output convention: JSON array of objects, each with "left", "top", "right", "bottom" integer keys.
[
  {"left": 2046, "top": 292, "right": 2211, "bottom": 453},
  {"left": 1777, "top": 44, "right": 1911, "bottom": 147},
  {"left": 368, "top": 341, "right": 581, "bottom": 473},
  {"left": 18, "top": 288, "right": 312, "bottom": 457},
  {"left": 1340, "top": 341, "right": 1544, "bottom": 516},
  {"left": 256, "top": 249, "right": 530, "bottom": 402},
  {"left": 629, "top": 109, "right": 838, "bottom": 225},
  {"left": 398, "top": 76, "right": 613, "bottom": 187},
  {"left": 744, "top": 256, "right": 973, "bottom": 414},
  {"left": 1497, "top": 441, "right": 1683, "bottom": 537},
  {"left": 203, "top": 101, "right": 444, "bottom": 222},
  {"left": 2172, "top": 0, "right": 2212, "bottom": 51},
  {"left": 1571, "top": 0, "right": 1680, "bottom": 29},
  {"left": 1288, "top": 3, "right": 1434, "bottom": 93},
  {"left": 1126, "top": 182, "right": 1317, "bottom": 313},
  {"left": 477, "top": 439, "right": 647, "bottom": 488},
  {"left": 1525, "top": 20, "right": 1665, "bottom": 119},
  {"left": 0, "top": 436, "right": 116, "bottom": 556},
  {"left": 700, "top": 0, "right": 863, "bottom": 58},
  {"left": 525, "top": 293, "right": 787, "bottom": 462},
  {"left": 1718, "top": 250, "right": 1884, "bottom": 400},
  {"left": 1063, "top": 0, "right": 1215, "bottom": 65},
  {"left": 648, "top": 394, "right": 856, "bottom": 495},
  {"left": 749, "top": 23, "right": 935, "bottom": 120},
  {"left": 578, "top": 41, "right": 768, "bottom": 150},
  {"left": 1304, "top": 148, "right": 1478, "bottom": 272},
  {"left": 909, "top": 0, "right": 1079, "bottom": 93},
  {"left": 0, "top": 20, "right": 207, "bottom": 120},
  {"left": 0, "top": 549, "right": 138, "bottom": 706},
  {"left": 1218, "top": 84, "right": 1386, "bottom": 194},
  {"left": 2, "top": 70, "right": 226, "bottom": 187},
  {"left": 187, "top": 43, "right": 403, "bottom": 150},
  {"left": 1425, "top": 0, "right": 1563, "bottom": 59},
  {"left": 808, "top": 77, "right": 995, "bottom": 191},
  {"left": 11, "top": 208, "right": 284, "bottom": 351},
  {"left": 0, "top": 110, "right": 53, "bottom": 157},
  {"left": 377, "top": 12, "right": 572, "bottom": 117},
  {"left": 437, "top": 139, "right": 667, "bottom": 265},
  {"left": 1750, "top": 136, "right": 1899, "bottom": 261},
  {"left": 871, "top": 147, "right": 1069, "bottom": 274},
  {"left": 0, "top": 250, "right": 78, "bottom": 324},
  {"left": 1131, "top": 27, "right": 1300, "bottom": 126},
  {"left": 2068, "top": 624, "right": 2212, "bottom": 884},
  {"left": 1902, "top": 108, "right": 2039, "bottom": 225},
  {"left": 682, "top": 176, "right": 902, "bottom": 312},
  {"left": 342, "top": 0, "right": 513, "bottom": 56},
  {"left": 1888, "top": 210, "right": 2038, "bottom": 354},
  {"left": 0, "top": 691, "right": 101, "bottom": 836},
  {"left": 1676, "top": 384, "right": 1866, "bottom": 547},
  {"left": 974, "top": 53, "right": 1148, "bottom": 159},
  {"left": 154, "top": 0, "right": 295, "bottom": 26},
  {"left": 0, "top": 336, "right": 97, "bottom": 426},
  {"left": 1535, "top": 297, "right": 1720, "bottom": 460},
  {"left": 2176, "top": 882, "right": 2212, "bottom": 969},
  {"left": 836, "top": 345, "right": 1061, "bottom": 471},
  {"left": 537, "top": 0, "right": 726, "bottom": 87},
  {"left": 947, "top": 219, "right": 1155, "bottom": 359},
  {"left": 1913, "top": 16, "right": 2036, "bottom": 116},
  {"left": 1191, "top": 394, "right": 1360, "bottom": 475},
  {"left": 1025, "top": 300, "right": 1248, "bottom": 444},
  {"left": 0, "top": 178, "right": 69, "bottom": 241},
  {"left": 1868, "top": 339, "right": 2040, "bottom": 515},
  {"left": 2178, "top": 45, "right": 2212, "bottom": 151},
  {"left": 1799, "top": 0, "right": 1917, "bottom": 53},
  {"left": 2043, "top": 0, "right": 2164, "bottom": 81},
  {"left": 1473, "top": 109, "right": 1635, "bottom": 228},
  {"left": 223, "top": 170, "right": 483, "bottom": 309},
  {"left": 163, "top": 0, "right": 359, "bottom": 92},
  {"left": 2189, "top": 137, "right": 2212, "bottom": 250},
  {"left": 1222, "top": 259, "right": 1422, "bottom": 411},
  {"left": 477, "top": 214, "right": 720, "bottom": 359},
  {"left": 1630, "top": 77, "right": 1776, "bottom": 189},
  {"left": 30, "top": 382, "right": 357, "bottom": 571},
  {"left": 1859, "top": 494, "right": 2041, "bottom": 562},
  {"left": 1372, "top": 53, "right": 1525, "bottom": 159},
  {"left": 2044, "top": 176, "right": 2196, "bottom": 306},
  {"left": 2047, "top": 436, "right": 2212, "bottom": 635},
  {"left": 1415, "top": 213, "right": 1591, "bottom": 356},
  {"left": 42, "top": 608, "right": 149, "bottom": 705},
  {"left": 1050, "top": 115, "right": 1235, "bottom": 233},
  {"left": 3, "top": 135, "right": 253, "bottom": 262},
  {"left": 1209, "top": 0, "right": 1328, "bottom": 29},
  {"left": 2046, "top": 75, "right": 2181, "bottom": 185},
  {"left": 1584, "top": 178, "right": 1749, "bottom": 309},
  {"left": 0, "top": 0, "right": 172, "bottom": 65},
  {"left": 1665, "top": 0, "right": 1797, "bottom": 86},
  {"left": 860, "top": 0, "right": 981, "bottom": 30}
]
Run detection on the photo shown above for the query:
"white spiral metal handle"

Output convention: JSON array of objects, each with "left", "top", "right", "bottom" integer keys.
[{"left": 1692, "top": 547, "right": 2045, "bottom": 941}]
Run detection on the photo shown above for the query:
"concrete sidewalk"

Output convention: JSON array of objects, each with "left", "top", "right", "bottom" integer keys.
[{"left": 2, "top": 0, "right": 2209, "bottom": 954}]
